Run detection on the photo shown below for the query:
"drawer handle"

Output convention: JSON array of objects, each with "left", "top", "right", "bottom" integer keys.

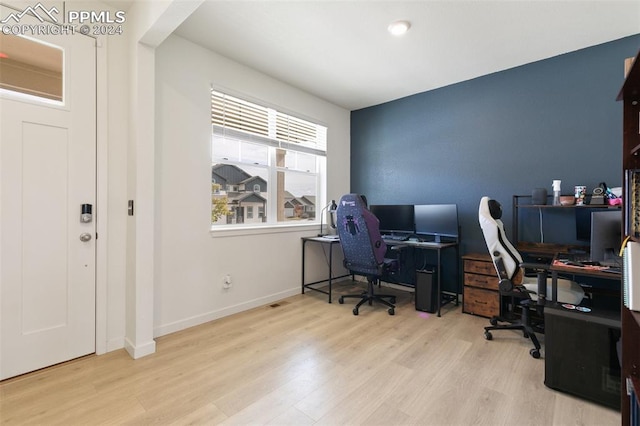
[{"left": 475, "top": 300, "right": 487, "bottom": 305}]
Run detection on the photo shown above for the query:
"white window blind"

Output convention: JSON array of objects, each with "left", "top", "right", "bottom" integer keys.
[
  {"left": 211, "top": 90, "right": 326, "bottom": 156},
  {"left": 211, "top": 90, "right": 269, "bottom": 137}
]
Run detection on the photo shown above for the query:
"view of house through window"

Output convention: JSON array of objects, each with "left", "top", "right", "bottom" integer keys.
[
  {"left": 0, "top": 34, "right": 63, "bottom": 102},
  {"left": 211, "top": 90, "right": 327, "bottom": 227}
]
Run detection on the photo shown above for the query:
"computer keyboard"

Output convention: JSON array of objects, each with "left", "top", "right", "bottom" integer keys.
[
  {"left": 383, "top": 235, "right": 408, "bottom": 241},
  {"left": 557, "top": 253, "right": 590, "bottom": 263}
]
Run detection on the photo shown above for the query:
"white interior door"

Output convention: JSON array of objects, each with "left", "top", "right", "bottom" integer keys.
[{"left": 0, "top": 13, "right": 97, "bottom": 380}]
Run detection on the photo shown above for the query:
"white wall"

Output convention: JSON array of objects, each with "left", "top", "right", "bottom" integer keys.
[
  {"left": 123, "top": 0, "right": 203, "bottom": 358},
  {"left": 153, "top": 34, "right": 351, "bottom": 336},
  {"left": 102, "top": 7, "right": 130, "bottom": 352}
]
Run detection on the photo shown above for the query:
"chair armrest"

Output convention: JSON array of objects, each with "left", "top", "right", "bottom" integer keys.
[
  {"left": 501, "top": 282, "right": 535, "bottom": 300},
  {"left": 520, "top": 261, "right": 551, "bottom": 302},
  {"left": 520, "top": 261, "right": 550, "bottom": 271}
]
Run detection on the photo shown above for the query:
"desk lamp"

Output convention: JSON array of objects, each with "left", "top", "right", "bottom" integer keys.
[{"left": 318, "top": 200, "right": 337, "bottom": 237}]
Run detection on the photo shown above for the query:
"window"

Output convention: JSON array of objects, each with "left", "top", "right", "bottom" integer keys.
[
  {"left": 0, "top": 34, "right": 63, "bottom": 103},
  {"left": 211, "top": 89, "right": 327, "bottom": 228}
]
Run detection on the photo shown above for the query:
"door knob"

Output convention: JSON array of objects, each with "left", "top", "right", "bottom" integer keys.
[{"left": 79, "top": 233, "right": 92, "bottom": 242}]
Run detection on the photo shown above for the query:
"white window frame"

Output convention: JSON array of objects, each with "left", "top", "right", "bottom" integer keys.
[
  {"left": 0, "top": 34, "right": 65, "bottom": 106},
  {"left": 210, "top": 88, "right": 327, "bottom": 234}
]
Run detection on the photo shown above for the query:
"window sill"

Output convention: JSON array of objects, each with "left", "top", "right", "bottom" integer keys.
[{"left": 210, "top": 222, "right": 321, "bottom": 238}]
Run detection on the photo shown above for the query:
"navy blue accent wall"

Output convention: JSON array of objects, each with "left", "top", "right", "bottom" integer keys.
[{"left": 351, "top": 35, "right": 640, "bottom": 255}]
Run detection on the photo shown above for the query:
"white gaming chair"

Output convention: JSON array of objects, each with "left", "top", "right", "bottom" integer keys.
[{"left": 478, "top": 196, "right": 585, "bottom": 358}]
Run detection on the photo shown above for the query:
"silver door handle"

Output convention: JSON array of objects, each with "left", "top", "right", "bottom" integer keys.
[{"left": 79, "top": 233, "right": 92, "bottom": 242}]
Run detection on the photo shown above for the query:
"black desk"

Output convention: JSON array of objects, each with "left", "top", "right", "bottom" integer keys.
[
  {"left": 301, "top": 236, "right": 460, "bottom": 315},
  {"left": 383, "top": 239, "right": 459, "bottom": 317},
  {"left": 301, "top": 236, "right": 350, "bottom": 303}
]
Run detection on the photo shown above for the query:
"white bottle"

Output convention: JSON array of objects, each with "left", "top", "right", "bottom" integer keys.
[{"left": 552, "top": 180, "right": 562, "bottom": 205}]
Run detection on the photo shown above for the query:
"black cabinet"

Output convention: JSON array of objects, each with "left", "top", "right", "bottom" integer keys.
[{"left": 544, "top": 303, "right": 621, "bottom": 410}]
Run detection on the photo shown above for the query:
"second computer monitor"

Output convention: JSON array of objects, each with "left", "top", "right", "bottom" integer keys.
[
  {"left": 369, "top": 204, "right": 415, "bottom": 234},
  {"left": 414, "top": 204, "right": 459, "bottom": 243},
  {"left": 590, "top": 210, "right": 622, "bottom": 263}
]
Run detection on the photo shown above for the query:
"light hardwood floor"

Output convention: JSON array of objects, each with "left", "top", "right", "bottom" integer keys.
[{"left": 0, "top": 280, "right": 620, "bottom": 425}]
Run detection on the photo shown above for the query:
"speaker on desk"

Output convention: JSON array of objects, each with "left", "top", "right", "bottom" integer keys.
[
  {"left": 415, "top": 268, "right": 437, "bottom": 313},
  {"left": 532, "top": 188, "right": 547, "bottom": 205}
]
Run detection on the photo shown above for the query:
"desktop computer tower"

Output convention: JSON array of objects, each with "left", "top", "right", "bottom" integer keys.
[
  {"left": 415, "top": 268, "right": 437, "bottom": 313},
  {"left": 544, "top": 304, "right": 621, "bottom": 410}
]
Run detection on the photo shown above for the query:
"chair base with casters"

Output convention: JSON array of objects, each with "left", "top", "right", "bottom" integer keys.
[
  {"left": 484, "top": 296, "right": 542, "bottom": 359},
  {"left": 338, "top": 276, "right": 396, "bottom": 315}
]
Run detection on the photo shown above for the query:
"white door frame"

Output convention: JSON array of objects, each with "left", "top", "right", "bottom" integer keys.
[{"left": 95, "top": 37, "right": 108, "bottom": 355}]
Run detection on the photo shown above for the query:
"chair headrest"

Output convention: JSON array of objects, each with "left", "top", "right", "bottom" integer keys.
[
  {"left": 479, "top": 196, "right": 500, "bottom": 224},
  {"left": 488, "top": 199, "right": 502, "bottom": 220},
  {"left": 338, "top": 193, "right": 367, "bottom": 210}
]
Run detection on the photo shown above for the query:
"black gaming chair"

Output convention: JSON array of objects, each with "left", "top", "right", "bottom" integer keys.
[
  {"left": 478, "top": 196, "right": 584, "bottom": 358},
  {"left": 336, "top": 194, "right": 398, "bottom": 315}
]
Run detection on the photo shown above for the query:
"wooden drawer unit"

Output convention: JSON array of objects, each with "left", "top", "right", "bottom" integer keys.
[{"left": 462, "top": 253, "right": 499, "bottom": 318}]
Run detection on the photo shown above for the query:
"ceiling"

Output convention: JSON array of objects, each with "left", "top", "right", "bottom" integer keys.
[{"left": 171, "top": 1, "right": 639, "bottom": 110}]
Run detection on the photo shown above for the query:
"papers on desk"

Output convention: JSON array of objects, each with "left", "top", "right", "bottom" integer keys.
[
  {"left": 322, "top": 235, "right": 339, "bottom": 240},
  {"left": 552, "top": 259, "right": 619, "bottom": 273}
]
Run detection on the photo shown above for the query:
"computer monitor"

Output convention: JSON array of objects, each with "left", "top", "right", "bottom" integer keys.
[
  {"left": 369, "top": 204, "right": 414, "bottom": 234},
  {"left": 575, "top": 207, "right": 610, "bottom": 242},
  {"left": 590, "top": 210, "right": 622, "bottom": 263},
  {"left": 414, "top": 204, "right": 459, "bottom": 243}
]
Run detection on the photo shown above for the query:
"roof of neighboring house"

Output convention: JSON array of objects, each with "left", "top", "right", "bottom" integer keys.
[
  {"left": 240, "top": 175, "right": 267, "bottom": 186},
  {"left": 211, "top": 170, "right": 227, "bottom": 185},
  {"left": 235, "top": 192, "right": 267, "bottom": 203},
  {"left": 212, "top": 164, "right": 251, "bottom": 184},
  {"left": 297, "top": 197, "right": 315, "bottom": 207},
  {"left": 301, "top": 195, "right": 316, "bottom": 206}
]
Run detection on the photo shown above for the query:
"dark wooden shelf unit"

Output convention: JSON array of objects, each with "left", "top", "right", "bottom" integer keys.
[
  {"left": 512, "top": 195, "right": 620, "bottom": 259},
  {"left": 619, "top": 52, "right": 640, "bottom": 426}
]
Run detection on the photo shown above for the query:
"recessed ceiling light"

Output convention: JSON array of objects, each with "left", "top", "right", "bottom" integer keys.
[{"left": 388, "top": 20, "right": 411, "bottom": 36}]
